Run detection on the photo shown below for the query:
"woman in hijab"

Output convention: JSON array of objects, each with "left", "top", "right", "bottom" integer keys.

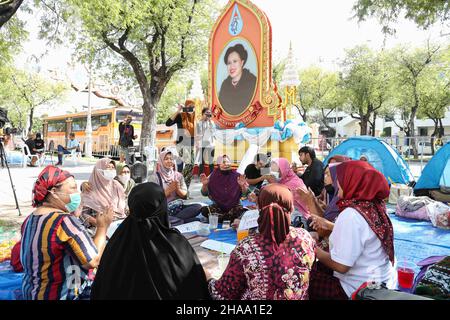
[
  {"left": 299, "top": 155, "right": 352, "bottom": 222},
  {"left": 308, "top": 161, "right": 397, "bottom": 300},
  {"left": 91, "top": 182, "right": 210, "bottom": 300},
  {"left": 20, "top": 165, "right": 114, "bottom": 300},
  {"left": 80, "top": 158, "right": 127, "bottom": 231},
  {"left": 149, "top": 150, "right": 203, "bottom": 225},
  {"left": 268, "top": 158, "right": 310, "bottom": 218},
  {"left": 200, "top": 155, "right": 249, "bottom": 222},
  {"left": 114, "top": 165, "right": 135, "bottom": 197},
  {"left": 207, "top": 184, "right": 316, "bottom": 300}
]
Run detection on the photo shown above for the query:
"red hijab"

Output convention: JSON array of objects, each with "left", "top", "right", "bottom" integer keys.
[
  {"left": 32, "top": 165, "right": 73, "bottom": 207},
  {"left": 257, "top": 184, "right": 293, "bottom": 248},
  {"left": 336, "top": 161, "right": 395, "bottom": 264}
]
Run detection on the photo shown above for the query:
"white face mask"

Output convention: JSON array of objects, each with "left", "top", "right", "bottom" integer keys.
[
  {"left": 103, "top": 169, "right": 116, "bottom": 180},
  {"left": 270, "top": 171, "right": 280, "bottom": 180},
  {"left": 118, "top": 174, "right": 130, "bottom": 185}
]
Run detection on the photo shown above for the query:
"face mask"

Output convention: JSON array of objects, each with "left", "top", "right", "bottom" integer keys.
[
  {"left": 270, "top": 171, "right": 280, "bottom": 180},
  {"left": 56, "top": 192, "right": 81, "bottom": 213},
  {"left": 103, "top": 169, "right": 116, "bottom": 180},
  {"left": 325, "top": 184, "right": 335, "bottom": 194},
  {"left": 118, "top": 174, "right": 130, "bottom": 185}
]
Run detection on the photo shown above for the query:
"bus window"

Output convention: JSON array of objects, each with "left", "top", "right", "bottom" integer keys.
[
  {"left": 72, "top": 117, "right": 87, "bottom": 131},
  {"left": 116, "top": 110, "right": 143, "bottom": 123},
  {"left": 48, "top": 120, "right": 66, "bottom": 132},
  {"left": 99, "top": 114, "right": 111, "bottom": 126},
  {"left": 91, "top": 114, "right": 111, "bottom": 130}
]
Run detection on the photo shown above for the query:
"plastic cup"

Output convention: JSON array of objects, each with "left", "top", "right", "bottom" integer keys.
[
  {"left": 222, "top": 220, "right": 231, "bottom": 230},
  {"left": 209, "top": 213, "right": 219, "bottom": 229},
  {"left": 397, "top": 261, "right": 416, "bottom": 289},
  {"left": 237, "top": 229, "right": 249, "bottom": 242}
]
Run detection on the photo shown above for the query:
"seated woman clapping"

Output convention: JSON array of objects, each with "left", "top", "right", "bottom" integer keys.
[
  {"left": 148, "top": 150, "right": 203, "bottom": 225},
  {"left": 207, "top": 184, "right": 316, "bottom": 300},
  {"left": 20, "top": 165, "right": 114, "bottom": 300},
  {"left": 308, "top": 161, "right": 397, "bottom": 300},
  {"left": 200, "top": 155, "right": 249, "bottom": 223},
  {"left": 91, "top": 183, "right": 210, "bottom": 300}
]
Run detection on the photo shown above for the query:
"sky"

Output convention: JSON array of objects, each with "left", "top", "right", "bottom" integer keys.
[{"left": 13, "top": 0, "right": 449, "bottom": 114}]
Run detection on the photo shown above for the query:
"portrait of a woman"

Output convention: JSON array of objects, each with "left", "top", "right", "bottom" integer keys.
[{"left": 218, "top": 43, "right": 257, "bottom": 116}]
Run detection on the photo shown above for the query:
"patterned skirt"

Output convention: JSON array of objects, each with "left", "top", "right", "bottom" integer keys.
[{"left": 308, "top": 261, "right": 348, "bottom": 300}]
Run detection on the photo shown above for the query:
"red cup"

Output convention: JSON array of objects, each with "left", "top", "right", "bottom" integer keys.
[{"left": 397, "top": 263, "right": 415, "bottom": 289}]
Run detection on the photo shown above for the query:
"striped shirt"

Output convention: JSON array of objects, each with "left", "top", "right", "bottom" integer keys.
[{"left": 20, "top": 212, "right": 98, "bottom": 300}]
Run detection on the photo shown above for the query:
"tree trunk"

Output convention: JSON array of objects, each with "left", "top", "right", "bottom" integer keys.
[
  {"left": 438, "top": 119, "right": 444, "bottom": 138},
  {"left": 431, "top": 119, "right": 438, "bottom": 155},
  {"left": 0, "top": 0, "right": 24, "bottom": 29},
  {"left": 140, "top": 93, "right": 161, "bottom": 151},
  {"left": 359, "top": 115, "right": 368, "bottom": 135},
  {"left": 28, "top": 107, "right": 34, "bottom": 134},
  {"left": 371, "top": 112, "right": 377, "bottom": 137}
]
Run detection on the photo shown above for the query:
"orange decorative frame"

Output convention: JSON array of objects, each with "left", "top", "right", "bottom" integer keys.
[{"left": 208, "top": 0, "right": 282, "bottom": 129}]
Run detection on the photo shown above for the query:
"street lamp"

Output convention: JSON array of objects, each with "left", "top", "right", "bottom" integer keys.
[{"left": 85, "top": 64, "right": 93, "bottom": 158}]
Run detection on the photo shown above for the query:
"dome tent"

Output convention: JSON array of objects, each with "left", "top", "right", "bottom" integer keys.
[
  {"left": 324, "top": 136, "right": 414, "bottom": 185},
  {"left": 415, "top": 142, "right": 450, "bottom": 194}
]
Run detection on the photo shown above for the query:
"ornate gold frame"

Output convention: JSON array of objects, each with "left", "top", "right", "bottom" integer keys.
[{"left": 208, "top": 0, "right": 281, "bottom": 125}]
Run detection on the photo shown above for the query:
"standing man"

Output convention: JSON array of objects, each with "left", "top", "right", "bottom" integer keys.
[
  {"left": 297, "top": 146, "right": 324, "bottom": 196},
  {"left": 119, "top": 114, "right": 138, "bottom": 165},
  {"left": 56, "top": 132, "right": 80, "bottom": 166},
  {"left": 195, "top": 107, "right": 216, "bottom": 176},
  {"left": 166, "top": 100, "right": 196, "bottom": 191}
]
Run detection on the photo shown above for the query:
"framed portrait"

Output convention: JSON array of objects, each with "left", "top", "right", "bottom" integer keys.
[{"left": 216, "top": 38, "right": 258, "bottom": 116}]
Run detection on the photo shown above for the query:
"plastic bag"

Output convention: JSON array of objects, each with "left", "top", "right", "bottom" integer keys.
[{"left": 426, "top": 202, "right": 450, "bottom": 230}]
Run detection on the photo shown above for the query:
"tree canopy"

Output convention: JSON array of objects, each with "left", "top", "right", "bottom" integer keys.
[{"left": 353, "top": 0, "right": 449, "bottom": 34}]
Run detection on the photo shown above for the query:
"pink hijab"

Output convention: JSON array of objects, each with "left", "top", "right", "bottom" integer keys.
[
  {"left": 82, "top": 158, "right": 126, "bottom": 219},
  {"left": 273, "top": 158, "right": 310, "bottom": 218},
  {"left": 157, "top": 150, "right": 176, "bottom": 184}
]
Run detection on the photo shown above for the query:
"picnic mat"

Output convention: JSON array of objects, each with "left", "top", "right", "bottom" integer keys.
[
  {"left": 389, "top": 213, "right": 450, "bottom": 272},
  {"left": 0, "top": 262, "right": 23, "bottom": 300}
]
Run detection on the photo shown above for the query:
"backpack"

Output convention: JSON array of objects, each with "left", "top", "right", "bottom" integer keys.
[{"left": 413, "top": 256, "right": 450, "bottom": 300}]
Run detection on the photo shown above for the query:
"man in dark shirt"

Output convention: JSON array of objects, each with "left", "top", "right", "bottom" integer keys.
[
  {"left": 297, "top": 146, "right": 324, "bottom": 196},
  {"left": 24, "top": 132, "right": 38, "bottom": 166},
  {"left": 119, "top": 115, "right": 137, "bottom": 165},
  {"left": 244, "top": 153, "right": 270, "bottom": 190}
]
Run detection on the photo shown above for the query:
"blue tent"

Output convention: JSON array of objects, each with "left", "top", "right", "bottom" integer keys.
[
  {"left": 324, "top": 136, "right": 414, "bottom": 184},
  {"left": 415, "top": 142, "right": 450, "bottom": 191}
]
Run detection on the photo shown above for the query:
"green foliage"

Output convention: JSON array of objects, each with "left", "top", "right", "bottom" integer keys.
[
  {"left": 353, "top": 0, "right": 449, "bottom": 34},
  {"left": 387, "top": 43, "right": 446, "bottom": 133},
  {"left": 0, "top": 66, "right": 67, "bottom": 132},
  {"left": 297, "top": 66, "right": 343, "bottom": 123},
  {"left": 36, "top": 0, "right": 218, "bottom": 142},
  {"left": 0, "top": 15, "right": 27, "bottom": 62},
  {"left": 340, "top": 45, "right": 393, "bottom": 134},
  {"left": 157, "top": 75, "right": 188, "bottom": 124}
]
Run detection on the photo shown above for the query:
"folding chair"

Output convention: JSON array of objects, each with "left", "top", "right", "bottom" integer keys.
[
  {"left": 37, "top": 140, "right": 54, "bottom": 166},
  {"left": 21, "top": 144, "right": 40, "bottom": 168}
]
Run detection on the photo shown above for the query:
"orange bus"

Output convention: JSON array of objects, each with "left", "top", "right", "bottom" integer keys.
[{"left": 43, "top": 107, "right": 175, "bottom": 158}]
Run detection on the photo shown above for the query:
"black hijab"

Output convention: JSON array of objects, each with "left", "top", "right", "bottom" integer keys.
[{"left": 91, "top": 182, "right": 210, "bottom": 300}]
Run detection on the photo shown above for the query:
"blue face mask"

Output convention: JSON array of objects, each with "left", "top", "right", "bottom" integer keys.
[{"left": 57, "top": 192, "right": 81, "bottom": 213}]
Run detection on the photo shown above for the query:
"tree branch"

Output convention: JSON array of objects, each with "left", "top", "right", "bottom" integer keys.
[{"left": 102, "top": 30, "right": 150, "bottom": 97}]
